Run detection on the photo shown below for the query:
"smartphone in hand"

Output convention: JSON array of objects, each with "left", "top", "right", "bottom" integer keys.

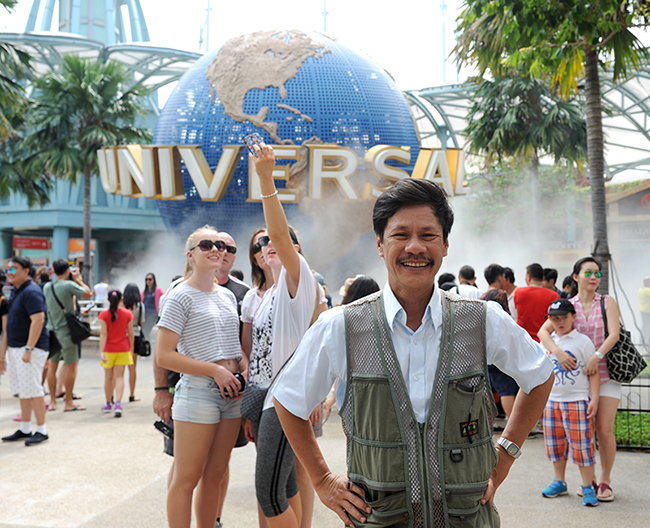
[{"left": 244, "top": 132, "right": 264, "bottom": 158}]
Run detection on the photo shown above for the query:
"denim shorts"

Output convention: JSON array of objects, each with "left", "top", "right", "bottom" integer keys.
[{"left": 172, "top": 374, "right": 242, "bottom": 424}]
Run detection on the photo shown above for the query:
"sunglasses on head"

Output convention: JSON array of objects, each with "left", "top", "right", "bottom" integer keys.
[
  {"left": 583, "top": 270, "right": 602, "bottom": 278},
  {"left": 191, "top": 239, "right": 227, "bottom": 252}
]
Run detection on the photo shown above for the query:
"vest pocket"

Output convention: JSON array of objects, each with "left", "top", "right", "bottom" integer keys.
[
  {"left": 349, "top": 485, "right": 409, "bottom": 528},
  {"left": 352, "top": 376, "right": 402, "bottom": 442},
  {"left": 448, "top": 501, "right": 500, "bottom": 528},
  {"left": 349, "top": 441, "right": 406, "bottom": 485},
  {"left": 443, "top": 376, "right": 489, "bottom": 446}
]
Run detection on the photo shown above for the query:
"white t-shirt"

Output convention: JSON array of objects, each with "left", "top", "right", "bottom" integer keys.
[
  {"left": 458, "top": 283, "right": 484, "bottom": 299},
  {"left": 508, "top": 289, "right": 518, "bottom": 320},
  {"left": 545, "top": 329, "right": 596, "bottom": 402},
  {"left": 241, "top": 287, "right": 264, "bottom": 324},
  {"left": 94, "top": 282, "right": 109, "bottom": 302},
  {"left": 251, "top": 254, "right": 321, "bottom": 410},
  {"left": 157, "top": 282, "right": 241, "bottom": 364}
]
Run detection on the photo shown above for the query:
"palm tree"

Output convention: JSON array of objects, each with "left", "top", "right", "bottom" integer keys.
[
  {"left": 465, "top": 75, "right": 587, "bottom": 258},
  {"left": 24, "top": 55, "right": 152, "bottom": 283},
  {"left": 455, "top": 0, "right": 650, "bottom": 293},
  {"left": 1, "top": 0, "right": 32, "bottom": 139}
]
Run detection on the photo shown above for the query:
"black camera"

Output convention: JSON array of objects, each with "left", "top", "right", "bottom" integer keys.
[{"left": 154, "top": 420, "right": 174, "bottom": 439}]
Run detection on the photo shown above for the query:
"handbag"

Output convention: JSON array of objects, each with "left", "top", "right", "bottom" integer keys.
[
  {"left": 48, "top": 330, "right": 62, "bottom": 359},
  {"left": 51, "top": 282, "right": 92, "bottom": 345},
  {"left": 241, "top": 277, "right": 327, "bottom": 423},
  {"left": 134, "top": 304, "right": 151, "bottom": 356},
  {"left": 600, "top": 297, "right": 647, "bottom": 383}
]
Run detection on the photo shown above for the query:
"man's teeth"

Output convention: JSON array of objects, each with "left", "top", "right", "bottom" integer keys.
[{"left": 403, "top": 262, "right": 428, "bottom": 267}]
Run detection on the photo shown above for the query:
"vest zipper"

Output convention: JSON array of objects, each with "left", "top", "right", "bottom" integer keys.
[{"left": 467, "top": 385, "right": 477, "bottom": 445}]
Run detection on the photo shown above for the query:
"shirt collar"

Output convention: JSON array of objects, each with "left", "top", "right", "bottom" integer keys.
[{"left": 382, "top": 282, "right": 442, "bottom": 331}]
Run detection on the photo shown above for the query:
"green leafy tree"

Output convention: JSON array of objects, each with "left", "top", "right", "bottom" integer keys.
[
  {"left": 0, "top": 0, "right": 31, "bottom": 139},
  {"left": 0, "top": 0, "right": 54, "bottom": 204},
  {"left": 455, "top": 0, "right": 650, "bottom": 292},
  {"left": 464, "top": 75, "right": 587, "bottom": 258},
  {"left": 24, "top": 55, "right": 152, "bottom": 283}
]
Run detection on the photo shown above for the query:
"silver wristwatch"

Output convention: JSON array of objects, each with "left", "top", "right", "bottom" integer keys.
[
  {"left": 497, "top": 437, "right": 521, "bottom": 459},
  {"left": 595, "top": 351, "right": 604, "bottom": 360},
  {"left": 24, "top": 346, "right": 34, "bottom": 352}
]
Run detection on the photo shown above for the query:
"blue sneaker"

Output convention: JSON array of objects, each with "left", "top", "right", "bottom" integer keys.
[
  {"left": 581, "top": 484, "right": 598, "bottom": 507},
  {"left": 542, "top": 479, "right": 568, "bottom": 498}
]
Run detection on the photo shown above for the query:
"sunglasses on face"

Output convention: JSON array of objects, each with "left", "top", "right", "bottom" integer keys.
[
  {"left": 257, "top": 235, "right": 271, "bottom": 248},
  {"left": 225, "top": 244, "right": 237, "bottom": 255},
  {"left": 583, "top": 270, "right": 602, "bottom": 278},
  {"left": 6, "top": 267, "right": 17, "bottom": 274},
  {"left": 145, "top": 277, "right": 153, "bottom": 281},
  {"left": 191, "top": 239, "right": 227, "bottom": 252}
]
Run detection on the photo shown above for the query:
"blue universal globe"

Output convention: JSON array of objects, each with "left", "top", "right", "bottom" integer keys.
[{"left": 154, "top": 29, "right": 419, "bottom": 263}]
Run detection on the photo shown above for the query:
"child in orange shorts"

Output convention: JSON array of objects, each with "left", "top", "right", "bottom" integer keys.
[{"left": 541, "top": 299, "right": 600, "bottom": 507}]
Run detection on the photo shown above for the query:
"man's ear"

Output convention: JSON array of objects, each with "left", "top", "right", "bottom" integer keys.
[
  {"left": 376, "top": 234, "right": 384, "bottom": 258},
  {"left": 443, "top": 238, "right": 449, "bottom": 258}
]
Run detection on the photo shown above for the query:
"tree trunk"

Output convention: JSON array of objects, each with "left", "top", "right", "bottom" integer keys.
[
  {"left": 584, "top": 47, "right": 610, "bottom": 294},
  {"left": 83, "top": 164, "right": 92, "bottom": 286}
]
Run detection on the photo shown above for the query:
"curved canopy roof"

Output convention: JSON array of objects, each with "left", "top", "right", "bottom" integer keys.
[{"left": 407, "top": 67, "right": 650, "bottom": 182}]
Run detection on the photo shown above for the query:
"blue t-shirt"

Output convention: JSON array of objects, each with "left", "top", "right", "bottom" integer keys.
[{"left": 7, "top": 279, "right": 49, "bottom": 350}]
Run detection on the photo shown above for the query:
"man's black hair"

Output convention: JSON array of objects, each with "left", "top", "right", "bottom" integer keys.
[
  {"left": 9, "top": 255, "right": 32, "bottom": 270},
  {"left": 562, "top": 275, "right": 573, "bottom": 289},
  {"left": 438, "top": 272, "right": 455, "bottom": 288},
  {"left": 53, "top": 258, "right": 70, "bottom": 276},
  {"left": 503, "top": 267, "right": 515, "bottom": 284},
  {"left": 372, "top": 178, "right": 454, "bottom": 242},
  {"left": 543, "top": 267, "right": 558, "bottom": 283},
  {"left": 526, "top": 263, "right": 544, "bottom": 281},
  {"left": 459, "top": 265, "right": 475, "bottom": 281},
  {"left": 484, "top": 264, "right": 505, "bottom": 286}
]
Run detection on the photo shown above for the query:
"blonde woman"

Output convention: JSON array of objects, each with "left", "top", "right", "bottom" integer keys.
[{"left": 155, "top": 225, "right": 245, "bottom": 528}]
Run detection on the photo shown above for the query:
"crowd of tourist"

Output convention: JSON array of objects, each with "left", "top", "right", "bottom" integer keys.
[{"left": 0, "top": 141, "right": 643, "bottom": 527}]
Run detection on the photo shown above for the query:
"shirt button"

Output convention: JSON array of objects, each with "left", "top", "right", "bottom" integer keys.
[
  {"left": 414, "top": 375, "right": 419, "bottom": 381},
  {"left": 415, "top": 411, "right": 420, "bottom": 417},
  {"left": 413, "top": 339, "right": 418, "bottom": 344}
]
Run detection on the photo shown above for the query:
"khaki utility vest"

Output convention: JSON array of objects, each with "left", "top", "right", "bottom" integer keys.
[{"left": 340, "top": 291, "right": 500, "bottom": 528}]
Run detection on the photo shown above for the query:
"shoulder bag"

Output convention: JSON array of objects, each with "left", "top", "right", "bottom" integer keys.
[
  {"left": 134, "top": 303, "right": 151, "bottom": 357},
  {"left": 51, "top": 282, "right": 92, "bottom": 345},
  {"left": 241, "top": 277, "right": 326, "bottom": 424},
  {"left": 600, "top": 296, "right": 647, "bottom": 383}
]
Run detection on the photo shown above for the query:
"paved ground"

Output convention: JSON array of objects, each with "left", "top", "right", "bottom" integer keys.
[{"left": 1, "top": 344, "right": 649, "bottom": 527}]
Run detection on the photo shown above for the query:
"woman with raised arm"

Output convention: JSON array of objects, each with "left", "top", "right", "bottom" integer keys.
[
  {"left": 243, "top": 143, "right": 326, "bottom": 528},
  {"left": 538, "top": 256, "right": 621, "bottom": 502},
  {"left": 155, "top": 225, "right": 245, "bottom": 528}
]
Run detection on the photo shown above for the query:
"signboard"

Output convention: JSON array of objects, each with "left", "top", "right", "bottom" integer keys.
[{"left": 13, "top": 237, "right": 50, "bottom": 250}]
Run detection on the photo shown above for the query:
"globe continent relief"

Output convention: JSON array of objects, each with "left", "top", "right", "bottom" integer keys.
[{"left": 153, "top": 29, "right": 420, "bottom": 266}]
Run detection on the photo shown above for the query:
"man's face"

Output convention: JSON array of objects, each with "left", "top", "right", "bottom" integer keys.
[
  {"left": 7, "top": 261, "right": 30, "bottom": 288},
  {"left": 542, "top": 278, "right": 556, "bottom": 291},
  {"left": 377, "top": 204, "right": 448, "bottom": 298},
  {"left": 218, "top": 233, "right": 236, "bottom": 274}
]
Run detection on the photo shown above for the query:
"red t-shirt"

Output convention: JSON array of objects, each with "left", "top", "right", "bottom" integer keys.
[
  {"left": 99, "top": 307, "right": 134, "bottom": 352},
  {"left": 514, "top": 286, "right": 560, "bottom": 342}
]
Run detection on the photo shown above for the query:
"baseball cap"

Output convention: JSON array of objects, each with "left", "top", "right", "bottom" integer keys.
[{"left": 548, "top": 299, "right": 576, "bottom": 316}]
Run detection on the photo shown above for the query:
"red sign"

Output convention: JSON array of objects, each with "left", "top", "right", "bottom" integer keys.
[{"left": 13, "top": 237, "right": 51, "bottom": 250}]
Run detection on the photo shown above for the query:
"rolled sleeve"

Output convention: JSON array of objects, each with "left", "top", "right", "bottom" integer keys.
[
  {"left": 486, "top": 301, "right": 554, "bottom": 394},
  {"left": 272, "top": 307, "right": 346, "bottom": 420}
]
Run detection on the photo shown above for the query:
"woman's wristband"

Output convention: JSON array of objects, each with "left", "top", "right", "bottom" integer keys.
[
  {"left": 154, "top": 386, "right": 169, "bottom": 391},
  {"left": 595, "top": 351, "right": 604, "bottom": 360}
]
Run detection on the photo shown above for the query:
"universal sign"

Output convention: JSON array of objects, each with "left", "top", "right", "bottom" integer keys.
[{"left": 96, "top": 144, "right": 467, "bottom": 202}]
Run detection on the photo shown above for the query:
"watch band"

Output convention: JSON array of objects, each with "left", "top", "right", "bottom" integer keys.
[
  {"left": 595, "top": 351, "right": 604, "bottom": 360},
  {"left": 497, "top": 437, "right": 522, "bottom": 459},
  {"left": 24, "top": 346, "right": 34, "bottom": 352}
]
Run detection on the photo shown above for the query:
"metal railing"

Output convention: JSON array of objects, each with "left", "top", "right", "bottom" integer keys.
[{"left": 615, "top": 342, "right": 650, "bottom": 451}]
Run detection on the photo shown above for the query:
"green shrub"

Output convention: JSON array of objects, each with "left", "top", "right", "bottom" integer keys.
[{"left": 614, "top": 413, "right": 650, "bottom": 446}]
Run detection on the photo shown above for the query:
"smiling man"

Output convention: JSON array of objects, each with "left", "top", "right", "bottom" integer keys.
[{"left": 273, "top": 178, "right": 554, "bottom": 527}]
